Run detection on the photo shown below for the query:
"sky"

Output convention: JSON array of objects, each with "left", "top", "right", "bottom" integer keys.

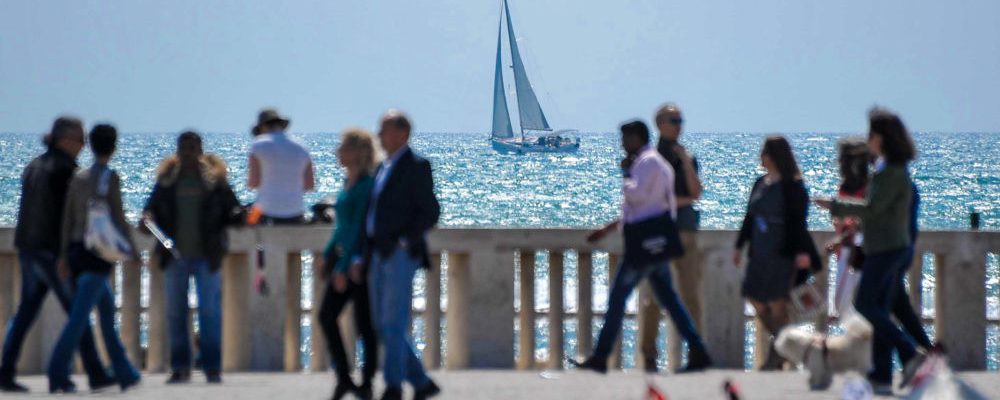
[{"left": 2, "top": 0, "right": 999, "bottom": 134}]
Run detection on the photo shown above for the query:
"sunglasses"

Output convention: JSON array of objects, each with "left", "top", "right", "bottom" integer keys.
[{"left": 657, "top": 116, "right": 684, "bottom": 125}]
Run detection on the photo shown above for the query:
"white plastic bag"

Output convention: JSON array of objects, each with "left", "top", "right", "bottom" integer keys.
[{"left": 84, "top": 169, "right": 133, "bottom": 263}]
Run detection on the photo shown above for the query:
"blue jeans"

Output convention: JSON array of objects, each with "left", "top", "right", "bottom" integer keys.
[
  {"left": 165, "top": 258, "right": 222, "bottom": 373},
  {"left": 593, "top": 259, "right": 706, "bottom": 361},
  {"left": 369, "top": 248, "right": 429, "bottom": 390},
  {"left": 47, "top": 272, "right": 139, "bottom": 385},
  {"left": 0, "top": 251, "right": 108, "bottom": 382},
  {"left": 854, "top": 247, "right": 918, "bottom": 383}
]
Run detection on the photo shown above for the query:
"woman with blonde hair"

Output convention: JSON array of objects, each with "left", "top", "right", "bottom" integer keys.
[{"left": 318, "top": 128, "right": 380, "bottom": 400}]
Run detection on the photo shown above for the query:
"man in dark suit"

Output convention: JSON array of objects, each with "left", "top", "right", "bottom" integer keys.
[{"left": 352, "top": 110, "right": 441, "bottom": 400}]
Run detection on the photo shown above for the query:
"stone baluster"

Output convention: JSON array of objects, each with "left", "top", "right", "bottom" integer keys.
[
  {"left": 146, "top": 253, "right": 169, "bottom": 372},
  {"left": 445, "top": 252, "right": 470, "bottom": 369},
  {"left": 285, "top": 252, "right": 303, "bottom": 372},
  {"left": 423, "top": 253, "right": 443, "bottom": 370},
  {"left": 702, "top": 246, "right": 746, "bottom": 369},
  {"left": 310, "top": 252, "right": 328, "bottom": 372},
  {"left": 607, "top": 254, "right": 623, "bottom": 369},
  {"left": 517, "top": 250, "right": 535, "bottom": 370},
  {"left": 222, "top": 253, "right": 251, "bottom": 371},
  {"left": 0, "top": 254, "right": 15, "bottom": 351},
  {"left": 548, "top": 251, "right": 565, "bottom": 370},
  {"left": 447, "top": 249, "right": 515, "bottom": 369},
  {"left": 576, "top": 252, "right": 593, "bottom": 360},
  {"left": 907, "top": 248, "right": 925, "bottom": 316},
  {"left": 120, "top": 259, "right": 143, "bottom": 366}
]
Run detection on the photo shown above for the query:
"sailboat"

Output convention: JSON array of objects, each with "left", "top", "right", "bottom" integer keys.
[{"left": 491, "top": 0, "right": 580, "bottom": 154}]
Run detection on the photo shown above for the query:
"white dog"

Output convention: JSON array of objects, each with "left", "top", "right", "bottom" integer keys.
[{"left": 775, "top": 313, "right": 874, "bottom": 390}]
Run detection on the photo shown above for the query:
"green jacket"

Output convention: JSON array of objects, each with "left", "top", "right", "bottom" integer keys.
[{"left": 831, "top": 163, "right": 913, "bottom": 254}]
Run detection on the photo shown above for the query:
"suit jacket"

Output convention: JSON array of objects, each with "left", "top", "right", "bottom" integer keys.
[{"left": 360, "top": 148, "right": 441, "bottom": 268}]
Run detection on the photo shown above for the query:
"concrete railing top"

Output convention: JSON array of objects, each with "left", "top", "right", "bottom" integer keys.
[{"left": 1, "top": 226, "right": 998, "bottom": 255}]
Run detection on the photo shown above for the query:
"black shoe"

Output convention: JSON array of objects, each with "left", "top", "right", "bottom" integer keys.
[
  {"left": 48, "top": 378, "right": 77, "bottom": 394},
  {"left": 0, "top": 376, "right": 29, "bottom": 393},
  {"left": 88, "top": 372, "right": 118, "bottom": 392},
  {"left": 678, "top": 346, "right": 713, "bottom": 373},
  {"left": 568, "top": 356, "right": 608, "bottom": 374},
  {"left": 331, "top": 380, "right": 357, "bottom": 400},
  {"left": 380, "top": 387, "right": 403, "bottom": 400},
  {"left": 206, "top": 372, "right": 222, "bottom": 384},
  {"left": 355, "top": 381, "right": 374, "bottom": 400},
  {"left": 120, "top": 375, "right": 140, "bottom": 392},
  {"left": 414, "top": 379, "right": 441, "bottom": 400},
  {"left": 166, "top": 370, "right": 191, "bottom": 384}
]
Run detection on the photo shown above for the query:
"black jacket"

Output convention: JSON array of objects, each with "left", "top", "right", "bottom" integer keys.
[
  {"left": 736, "top": 177, "right": 823, "bottom": 283},
  {"left": 143, "top": 154, "right": 243, "bottom": 271},
  {"left": 14, "top": 148, "right": 78, "bottom": 254},
  {"left": 360, "top": 148, "right": 441, "bottom": 268}
]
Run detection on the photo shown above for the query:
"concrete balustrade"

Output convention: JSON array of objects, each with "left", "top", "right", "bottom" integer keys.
[{"left": 0, "top": 227, "right": 997, "bottom": 375}]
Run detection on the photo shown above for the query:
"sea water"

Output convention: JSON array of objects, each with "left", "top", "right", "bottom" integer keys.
[{"left": 0, "top": 131, "right": 997, "bottom": 370}]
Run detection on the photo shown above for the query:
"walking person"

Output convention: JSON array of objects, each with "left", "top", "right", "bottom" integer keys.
[
  {"left": 572, "top": 120, "right": 712, "bottom": 374},
  {"left": 733, "top": 136, "right": 822, "bottom": 371},
  {"left": 815, "top": 108, "right": 925, "bottom": 394},
  {"left": 0, "top": 117, "right": 116, "bottom": 393},
  {"left": 141, "top": 131, "right": 243, "bottom": 384},
  {"left": 639, "top": 103, "right": 704, "bottom": 372},
  {"left": 48, "top": 124, "right": 141, "bottom": 393},
  {"left": 359, "top": 110, "right": 441, "bottom": 400},
  {"left": 248, "top": 108, "right": 315, "bottom": 224},
  {"left": 827, "top": 139, "right": 869, "bottom": 318},
  {"left": 318, "top": 128, "right": 379, "bottom": 400}
]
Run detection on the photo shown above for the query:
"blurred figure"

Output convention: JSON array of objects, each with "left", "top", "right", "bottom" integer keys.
[
  {"left": 572, "top": 120, "right": 712, "bottom": 374},
  {"left": 1, "top": 117, "right": 115, "bottom": 393},
  {"left": 359, "top": 110, "right": 441, "bottom": 400},
  {"left": 247, "top": 108, "right": 314, "bottom": 223},
  {"left": 319, "top": 128, "right": 379, "bottom": 400},
  {"left": 48, "top": 124, "right": 141, "bottom": 393},
  {"left": 142, "top": 131, "right": 243, "bottom": 384},
  {"left": 827, "top": 138, "right": 869, "bottom": 318},
  {"left": 639, "top": 103, "right": 704, "bottom": 372},
  {"left": 733, "top": 136, "right": 821, "bottom": 371},
  {"left": 815, "top": 108, "right": 924, "bottom": 395}
]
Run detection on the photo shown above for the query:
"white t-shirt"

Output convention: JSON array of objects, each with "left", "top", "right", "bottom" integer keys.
[{"left": 250, "top": 132, "right": 311, "bottom": 218}]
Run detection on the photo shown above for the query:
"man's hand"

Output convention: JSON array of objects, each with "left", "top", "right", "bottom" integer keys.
[
  {"left": 57, "top": 258, "right": 70, "bottom": 280},
  {"left": 813, "top": 198, "right": 833, "bottom": 210},
  {"left": 332, "top": 272, "right": 348, "bottom": 293},
  {"left": 349, "top": 261, "right": 365, "bottom": 284},
  {"left": 620, "top": 155, "right": 636, "bottom": 171},
  {"left": 732, "top": 249, "right": 743, "bottom": 268},
  {"left": 586, "top": 221, "right": 619, "bottom": 244},
  {"left": 796, "top": 253, "right": 811, "bottom": 270}
]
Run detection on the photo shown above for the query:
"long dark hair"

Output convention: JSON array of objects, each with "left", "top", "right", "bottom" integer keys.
[
  {"left": 762, "top": 135, "right": 801, "bottom": 182},
  {"left": 868, "top": 107, "right": 916, "bottom": 165},
  {"left": 838, "top": 138, "right": 870, "bottom": 194}
]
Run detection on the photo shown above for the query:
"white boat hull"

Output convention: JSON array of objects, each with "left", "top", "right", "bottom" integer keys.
[{"left": 491, "top": 136, "right": 580, "bottom": 154}]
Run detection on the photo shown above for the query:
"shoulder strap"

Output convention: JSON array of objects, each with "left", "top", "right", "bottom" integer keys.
[{"left": 96, "top": 168, "right": 112, "bottom": 198}]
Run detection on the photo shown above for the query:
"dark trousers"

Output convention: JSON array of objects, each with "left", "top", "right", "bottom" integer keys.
[
  {"left": 0, "top": 250, "right": 107, "bottom": 382},
  {"left": 854, "top": 247, "right": 918, "bottom": 383},
  {"left": 892, "top": 247, "right": 933, "bottom": 349},
  {"left": 593, "top": 259, "right": 706, "bottom": 361},
  {"left": 319, "top": 278, "right": 377, "bottom": 383}
]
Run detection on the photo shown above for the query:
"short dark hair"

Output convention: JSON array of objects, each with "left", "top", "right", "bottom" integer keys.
[
  {"left": 620, "top": 120, "right": 650, "bottom": 144},
  {"left": 762, "top": 135, "right": 801, "bottom": 181},
  {"left": 44, "top": 116, "right": 84, "bottom": 148},
  {"left": 868, "top": 107, "right": 916, "bottom": 165},
  {"left": 384, "top": 110, "right": 412, "bottom": 134},
  {"left": 178, "top": 130, "right": 202, "bottom": 147},
  {"left": 89, "top": 124, "right": 118, "bottom": 157}
]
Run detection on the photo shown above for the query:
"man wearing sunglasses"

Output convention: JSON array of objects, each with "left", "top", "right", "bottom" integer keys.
[{"left": 636, "top": 103, "right": 705, "bottom": 372}]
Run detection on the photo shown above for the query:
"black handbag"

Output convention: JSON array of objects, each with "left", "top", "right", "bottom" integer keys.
[{"left": 622, "top": 212, "right": 685, "bottom": 265}]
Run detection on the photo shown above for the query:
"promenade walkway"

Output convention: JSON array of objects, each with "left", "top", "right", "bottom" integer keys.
[{"left": 10, "top": 370, "right": 1000, "bottom": 399}]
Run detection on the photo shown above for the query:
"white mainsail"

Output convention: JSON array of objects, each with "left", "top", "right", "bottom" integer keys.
[{"left": 502, "top": 0, "right": 550, "bottom": 132}]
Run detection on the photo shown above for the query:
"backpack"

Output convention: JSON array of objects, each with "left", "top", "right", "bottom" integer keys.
[{"left": 84, "top": 168, "right": 133, "bottom": 263}]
